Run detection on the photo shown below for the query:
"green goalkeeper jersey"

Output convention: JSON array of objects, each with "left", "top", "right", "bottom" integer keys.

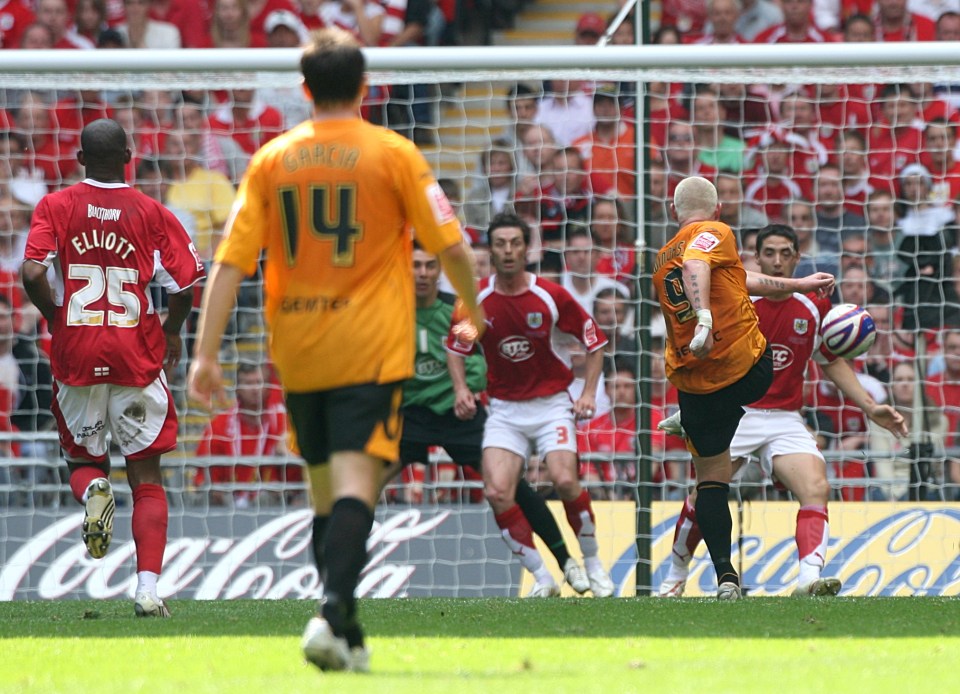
[{"left": 404, "top": 292, "right": 486, "bottom": 414}]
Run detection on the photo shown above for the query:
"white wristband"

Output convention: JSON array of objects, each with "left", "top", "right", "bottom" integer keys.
[{"left": 695, "top": 309, "right": 713, "bottom": 328}]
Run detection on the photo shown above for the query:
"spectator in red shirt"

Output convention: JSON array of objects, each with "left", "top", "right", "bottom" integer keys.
[
  {"left": 147, "top": 0, "right": 210, "bottom": 48},
  {"left": 920, "top": 119, "right": 960, "bottom": 208},
  {"left": 208, "top": 89, "right": 283, "bottom": 156},
  {"left": 194, "top": 361, "right": 294, "bottom": 507},
  {"left": 589, "top": 197, "right": 636, "bottom": 284},
  {"left": 73, "top": 0, "right": 108, "bottom": 45},
  {"left": 13, "top": 91, "right": 79, "bottom": 187},
  {"left": 1, "top": 0, "right": 36, "bottom": 49},
  {"left": 690, "top": 0, "right": 744, "bottom": 44},
  {"left": 744, "top": 137, "right": 804, "bottom": 222},
  {"left": 837, "top": 130, "right": 893, "bottom": 218},
  {"left": 875, "top": 0, "right": 936, "bottom": 42},
  {"left": 36, "top": 0, "right": 94, "bottom": 48},
  {"left": 577, "top": 358, "right": 638, "bottom": 500},
  {"left": 17, "top": 21, "right": 54, "bottom": 48},
  {"left": 869, "top": 83, "right": 925, "bottom": 179},
  {"left": 754, "top": 0, "right": 831, "bottom": 43},
  {"left": 927, "top": 328, "right": 960, "bottom": 449}
]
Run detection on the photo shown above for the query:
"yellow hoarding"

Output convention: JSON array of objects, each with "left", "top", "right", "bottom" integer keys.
[{"left": 522, "top": 501, "right": 960, "bottom": 597}]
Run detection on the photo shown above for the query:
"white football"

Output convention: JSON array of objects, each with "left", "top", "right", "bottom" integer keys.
[{"left": 820, "top": 303, "right": 877, "bottom": 359}]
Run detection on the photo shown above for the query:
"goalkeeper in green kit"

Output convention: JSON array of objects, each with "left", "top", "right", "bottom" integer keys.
[{"left": 382, "top": 245, "right": 592, "bottom": 597}]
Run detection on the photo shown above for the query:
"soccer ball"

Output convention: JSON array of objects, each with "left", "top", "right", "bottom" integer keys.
[{"left": 820, "top": 304, "right": 877, "bottom": 359}]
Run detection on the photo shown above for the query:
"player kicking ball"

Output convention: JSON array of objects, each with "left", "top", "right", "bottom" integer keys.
[
  {"left": 658, "top": 224, "right": 908, "bottom": 597},
  {"left": 447, "top": 212, "right": 615, "bottom": 598},
  {"left": 22, "top": 119, "right": 204, "bottom": 617}
]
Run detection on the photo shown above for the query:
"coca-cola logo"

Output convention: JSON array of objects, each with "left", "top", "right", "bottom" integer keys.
[
  {"left": 0, "top": 509, "right": 452, "bottom": 601},
  {"left": 771, "top": 343, "right": 794, "bottom": 370},
  {"left": 498, "top": 336, "right": 533, "bottom": 362},
  {"left": 651, "top": 507, "right": 960, "bottom": 596}
]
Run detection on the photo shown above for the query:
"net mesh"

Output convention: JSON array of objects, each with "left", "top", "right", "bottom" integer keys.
[{"left": 1, "top": 50, "right": 959, "bottom": 599}]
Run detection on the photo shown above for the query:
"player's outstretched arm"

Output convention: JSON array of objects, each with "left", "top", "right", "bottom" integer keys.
[
  {"left": 746, "top": 271, "right": 835, "bottom": 298},
  {"left": 681, "top": 259, "right": 714, "bottom": 358},
  {"left": 439, "top": 242, "right": 485, "bottom": 339},
  {"left": 822, "top": 357, "right": 909, "bottom": 438},
  {"left": 21, "top": 260, "right": 57, "bottom": 325},
  {"left": 187, "top": 261, "right": 245, "bottom": 410}
]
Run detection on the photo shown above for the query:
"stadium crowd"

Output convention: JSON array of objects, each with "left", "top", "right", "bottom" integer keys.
[{"left": 0, "top": 0, "right": 959, "bottom": 505}]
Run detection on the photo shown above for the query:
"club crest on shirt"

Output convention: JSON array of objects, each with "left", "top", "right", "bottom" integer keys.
[
  {"left": 527, "top": 312, "right": 543, "bottom": 328},
  {"left": 691, "top": 232, "right": 719, "bottom": 252},
  {"left": 794, "top": 319, "right": 809, "bottom": 335}
]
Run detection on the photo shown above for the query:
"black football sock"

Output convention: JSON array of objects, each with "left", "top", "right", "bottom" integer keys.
[
  {"left": 695, "top": 481, "right": 739, "bottom": 587},
  {"left": 321, "top": 498, "right": 374, "bottom": 647},
  {"left": 311, "top": 514, "right": 330, "bottom": 581},
  {"left": 515, "top": 478, "right": 571, "bottom": 568}
]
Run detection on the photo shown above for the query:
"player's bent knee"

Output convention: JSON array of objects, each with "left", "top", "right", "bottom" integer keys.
[{"left": 552, "top": 475, "right": 580, "bottom": 500}]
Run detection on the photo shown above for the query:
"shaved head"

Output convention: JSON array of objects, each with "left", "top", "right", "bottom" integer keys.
[
  {"left": 673, "top": 176, "right": 719, "bottom": 223},
  {"left": 81, "top": 119, "right": 127, "bottom": 161}
]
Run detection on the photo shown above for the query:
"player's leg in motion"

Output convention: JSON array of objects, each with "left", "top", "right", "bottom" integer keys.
[
  {"left": 484, "top": 447, "right": 561, "bottom": 596},
  {"left": 127, "top": 455, "right": 171, "bottom": 617},
  {"left": 514, "top": 477, "right": 589, "bottom": 594},
  {"left": 543, "top": 449, "right": 614, "bottom": 598},
  {"left": 658, "top": 492, "right": 703, "bottom": 597},
  {"left": 690, "top": 450, "right": 740, "bottom": 599},
  {"left": 68, "top": 461, "right": 115, "bottom": 560},
  {"left": 302, "top": 454, "right": 377, "bottom": 672},
  {"left": 773, "top": 454, "right": 842, "bottom": 597}
]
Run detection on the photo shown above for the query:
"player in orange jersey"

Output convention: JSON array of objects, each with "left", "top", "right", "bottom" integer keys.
[
  {"left": 187, "top": 28, "right": 482, "bottom": 673},
  {"left": 652, "top": 176, "right": 833, "bottom": 599}
]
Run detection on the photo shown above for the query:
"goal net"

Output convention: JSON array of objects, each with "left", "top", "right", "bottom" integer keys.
[{"left": 0, "top": 44, "right": 959, "bottom": 601}]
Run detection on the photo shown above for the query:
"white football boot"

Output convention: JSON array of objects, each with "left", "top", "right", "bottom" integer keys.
[
  {"left": 563, "top": 558, "right": 590, "bottom": 595},
  {"left": 134, "top": 593, "right": 172, "bottom": 617},
  {"left": 527, "top": 580, "right": 561, "bottom": 598},
  {"left": 302, "top": 616, "right": 351, "bottom": 672},
  {"left": 793, "top": 577, "right": 842, "bottom": 597},
  {"left": 716, "top": 582, "right": 742, "bottom": 600},
  {"left": 82, "top": 478, "right": 115, "bottom": 559}
]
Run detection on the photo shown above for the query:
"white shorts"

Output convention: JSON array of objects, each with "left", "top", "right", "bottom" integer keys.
[
  {"left": 729, "top": 408, "right": 823, "bottom": 478},
  {"left": 52, "top": 372, "right": 178, "bottom": 463},
  {"left": 483, "top": 391, "right": 577, "bottom": 460}
]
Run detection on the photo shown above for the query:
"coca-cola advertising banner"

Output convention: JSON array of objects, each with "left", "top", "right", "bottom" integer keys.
[
  {"left": 651, "top": 502, "right": 960, "bottom": 596},
  {"left": 1, "top": 501, "right": 958, "bottom": 599}
]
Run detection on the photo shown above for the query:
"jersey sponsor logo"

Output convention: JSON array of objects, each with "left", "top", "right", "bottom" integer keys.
[
  {"left": 87, "top": 204, "right": 121, "bottom": 222},
  {"left": 794, "top": 319, "right": 809, "bottom": 335},
  {"left": 414, "top": 355, "right": 446, "bottom": 380},
  {"left": 770, "top": 343, "right": 794, "bottom": 371},
  {"left": 78, "top": 420, "right": 105, "bottom": 439},
  {"left": 426, "top": 182, "right": 456, "bottom": 225},
  {"left": 526, "top": 312, "right": 543, "bottom": 328},
  {"left": 498, "top": 336, "right": 534, "bottom": 362},
  {"left": 690, "top": 232, "right": 719, "bottom": 252}
]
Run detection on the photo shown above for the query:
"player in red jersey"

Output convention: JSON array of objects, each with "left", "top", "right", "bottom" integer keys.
[
  {"left": 658, "top": 224, "right": 907, "bottom": 598},
  {"left": 447, "top": 212, "right": 615, "bottom": 597},
  {"left": 21, "top": 119, "right": 205, "bottom": 617}
]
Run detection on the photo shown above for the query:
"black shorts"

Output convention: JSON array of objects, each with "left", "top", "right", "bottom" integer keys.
[
  {"left": 399, "top": 405, "right": 485, "bottom": 471},
  {"left": 678, "top": 347, "right": 774, "bottom": 459},
  {"left": 285, "top": 381, "right": 404, "bottom": 466}
]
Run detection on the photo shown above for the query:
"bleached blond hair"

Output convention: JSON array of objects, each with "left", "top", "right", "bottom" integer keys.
[{"left": 673, "top": 176, "right": 718, "bottom": 223}]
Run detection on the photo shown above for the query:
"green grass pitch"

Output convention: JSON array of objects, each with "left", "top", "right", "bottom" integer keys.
[{"left": 2, "top": 597, "right": 958, "bottom": 693}]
